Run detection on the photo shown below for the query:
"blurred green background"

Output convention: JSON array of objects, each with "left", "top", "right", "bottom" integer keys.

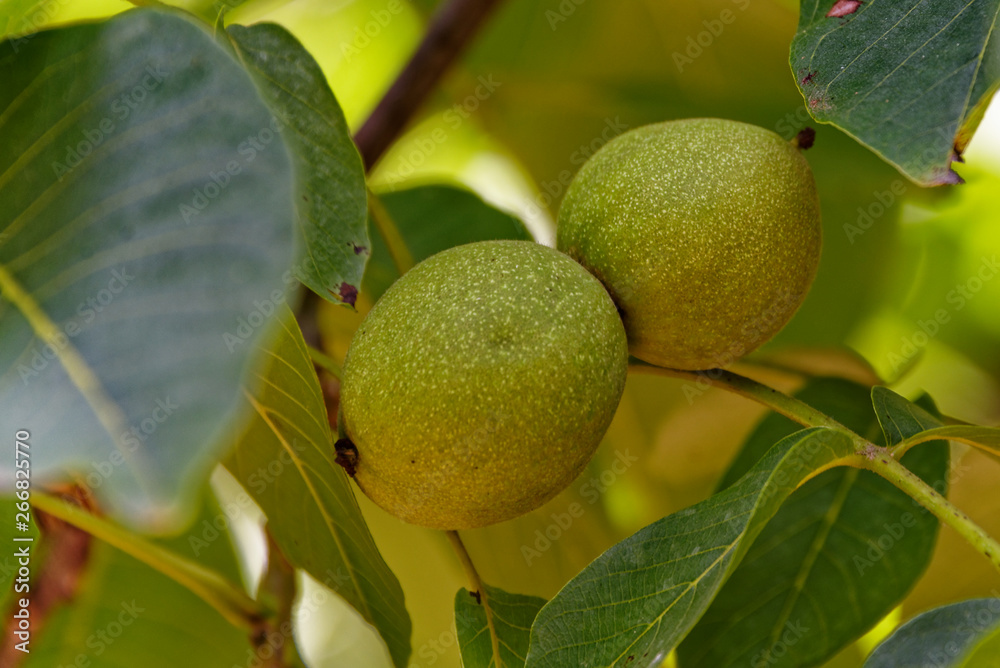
[{"left": 23, "top": 0, "right": 1000, "bottom": 665}]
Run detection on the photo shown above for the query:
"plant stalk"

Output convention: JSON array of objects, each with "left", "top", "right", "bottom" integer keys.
[
  {"left": 849, "top": 453, "right": 1000, "bottom": 572},
  {"left": 445, "top": 530, "right": 500, "bottom": 662},
  {"left": 629, "top": 362, "right": 847, "bottom": 431},
  {"left": 630, "top": 361, "right": 1000, "bottom": 576},
  {"left": 32, "top": 492, "right": 268, "bottom": 630},
  {"left": 368, "top": 190, "right": 414, "bottom": 276}
]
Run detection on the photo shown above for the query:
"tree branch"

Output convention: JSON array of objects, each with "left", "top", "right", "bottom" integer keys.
[
  {"left": 353, "top": 0, "right": 506, "bottom": 170},
  {"left": 0, "top": 489, "right": 91, "bottom": 666}
]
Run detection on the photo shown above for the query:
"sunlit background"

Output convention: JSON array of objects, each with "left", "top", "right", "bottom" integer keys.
[{"left": 25, "top": 0, "right": 1000, "bottom": 665}]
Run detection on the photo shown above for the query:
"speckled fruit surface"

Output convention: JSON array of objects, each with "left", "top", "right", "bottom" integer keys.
[
  {"left": 340, "top": 240, "right": 628, "bottom": 530},
  {"left": 557, "top": 118, "right": 822, "bottom": 370}
]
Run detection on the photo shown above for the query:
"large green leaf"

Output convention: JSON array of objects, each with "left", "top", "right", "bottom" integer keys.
[
  {"left": 364, "top": 184, "right": 532, "bottom": 301},
  {"left": 0, "top": 8, "right": 296, "bottom": 529},
  {"left": 456, "top": 585, "right": 547, "bottom": 668},
  {"left": 525, "top": 427, "right": 857, "bottom": 668},
  {"left": 223, "top": 307, "right": 411, "bottom": 667},
  {"left": 864, "top": 599, "right": 1000, "bottom": 667},
  {"left": 678, "top": 379, "right": 947, "bottom": 668},
  {"left": 790, "top": 0, "right": 1000, "bottom": 186},
  {"left": 228, "top": 22, "right": 369, "bottom": 307},
  {"left": 22, "top": 494, "right": 249, "bottom": 668}
]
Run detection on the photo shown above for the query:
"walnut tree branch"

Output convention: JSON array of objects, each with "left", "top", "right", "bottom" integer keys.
[{"left": 353, "top": 0, "right": 506, "bottom": 170}]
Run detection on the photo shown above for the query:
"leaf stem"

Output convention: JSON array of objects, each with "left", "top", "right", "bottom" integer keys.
[
  {"left": 32, "top": 492, "right": 269, "bottom": 630},
  {"left": 307, "top": 344, "right": 342, "bottom": 381},
  {"left": 445, "top": 530, "right": 500, "bottom": 662},
  {"left": 848, "top": 453, "right": 1000, "bottom": 573},
  {"left": 630, "top": 360, "right": 1000, "bottom": 576},
  {"left": 368, "top": 190, "right": 414, "bottom": 276},
  {"left": 629, "top": 362, "right": 846, "bottom": 431}
]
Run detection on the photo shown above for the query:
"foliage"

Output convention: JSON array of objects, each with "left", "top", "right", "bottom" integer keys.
[{"left": 1, "top": 1, "right": 999, "bottom": 668}]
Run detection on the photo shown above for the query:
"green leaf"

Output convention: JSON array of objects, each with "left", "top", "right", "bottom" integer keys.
[
  {"left": 456, "top": 585, "right": 547, "bottom": 668},
  {"left": 790, "top": 0, "right": 999, "bottom": 186},
  {"left": 223, "top": 307, "right": 411, "bottom": 667},
  {"left": 22, "top": 494, "right": 250, "bottom": 668},
  {"left": 365, "top": 184, "right": 532, "bottom": 301},
  {"left": 525, "top": 427, "right": 856, "bottom": 668},
  {"left": 871, "top": 386, "right": 943, "bottom": 445},
  {"left": 1, "top": 0, "right": 42, "bottom": 40},
  {"left": 678, "top": 378, "right": 948, "bottom": 668},
  {"left": 228, "top": 22, "right": 369, "bottom": 307},
  {"left": 864, "top": 598, "right": 1000, "bottom": 667},
  {"left": 0, "top": 8, "right": 296, "bottom": 529},
  {"left": 895, "top": 425, "right": 1000, "bottom": 462}
]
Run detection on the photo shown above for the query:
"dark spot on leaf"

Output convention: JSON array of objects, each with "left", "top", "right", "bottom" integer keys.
[
  {"left": 352, "top": 242, "right": 368, "bottom": 255},
  {"left": 795, "top": 127, "right": 816, "bottom": 150},
  {"left": 410, "top": 460, "right": 416, "bottom": 464},
  {"left": 826, "top": 0, "right": 861, "bottom": 17},
  {"left": 334, "top": 438, "right": 359, "bottom": 477},
  {"left": 469, "top": 590, "right": 482, "bottom": 604},
  {"left": 302, "top": 195, "right": 309, "bottom": 202},
  {"left": 332, "top": 282, "right": 358, "bottom": 306},
  {"left": 952, "top": 143, "right": 965, "bottom": 163},
  {"left": 801, "top": 71, "right": 817, "bottom": 85},
  {"left": 928, "top": 165, "right": 965, "bottom": 186}
]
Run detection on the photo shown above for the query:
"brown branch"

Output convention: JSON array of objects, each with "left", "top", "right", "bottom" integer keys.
[
  {"left": 249, "top": 530, "right": 301, "bottom": 668},
  {"left": 0, "top": 488, "right": 93, "bottom": 666},
  {"left": 299, "top": 0, "right": 505, "bottom": 369},
  {"left": 353, "top": 0, "right": 506, "bottom": 170}
]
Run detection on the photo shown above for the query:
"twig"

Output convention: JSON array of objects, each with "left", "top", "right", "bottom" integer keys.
[
  {"left": 31, "top": 492, "right": 269, "bottom": 631},
  {"left": 629, "top": 362, "right": 847, "bottom": 432},
  {"left": 849, "top": 452, "right": 1000, "bottom": 573},
  {"left": 353, "top": 0, "right": 506, "bottom": 170},
  {"left": 308, "top": 344, "right": 343, "bottom": 381},
  {"left": 445, "top": 530, "right": 500, "bottom": 662},
  {"left": 368, "top": 190, "right": 414, "bottom": 276}
]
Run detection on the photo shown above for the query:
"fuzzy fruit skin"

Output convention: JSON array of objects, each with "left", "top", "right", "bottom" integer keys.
[
  {"left": 557, "top": 118, "right": 822, "bottom": 370},
  {"left": 341, "top": 240, "right": 628, "bottom": 530}
]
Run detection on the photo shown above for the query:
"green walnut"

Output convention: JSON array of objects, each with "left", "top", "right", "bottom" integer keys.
[
  {"left": 340, "top": 240, "right": 628, "bottom": 530},
  {"left": 557, "top": 118, "right": 822, "bottom": 370}
]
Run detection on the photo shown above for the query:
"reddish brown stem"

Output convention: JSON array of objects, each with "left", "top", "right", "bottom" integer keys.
[
  {"left": 0, "top": 491, "right": 92, "bottom": 666},
  {"left": 353, "top": 0, "right": 506, "bottom": 170}
]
